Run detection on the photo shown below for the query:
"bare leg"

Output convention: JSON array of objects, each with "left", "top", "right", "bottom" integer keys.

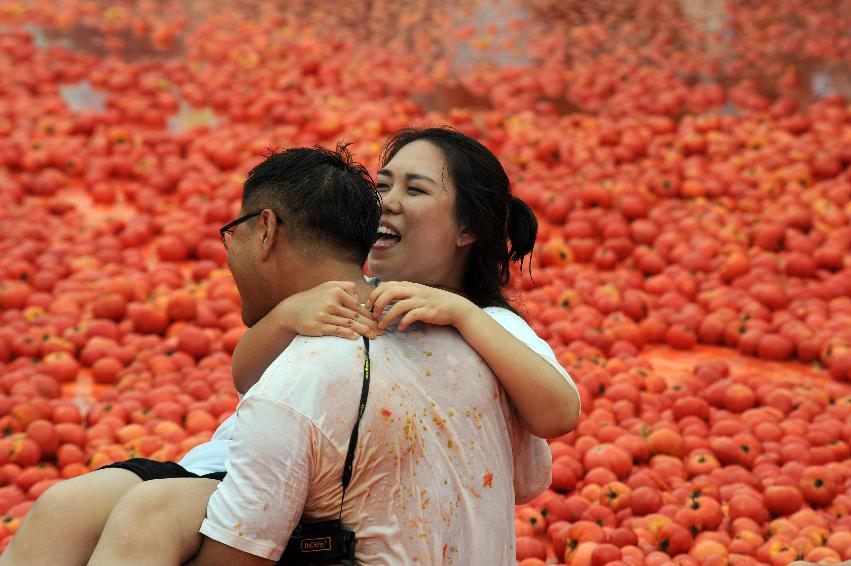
[
  {"left": 87, "top": 478, "right": 220, "bottom": 566},
  {"left": 0, "top": 469, "right": 141, "bottom": 566},
  {"left": 186, "top": 538, "right": 271, "bottom": 566}
]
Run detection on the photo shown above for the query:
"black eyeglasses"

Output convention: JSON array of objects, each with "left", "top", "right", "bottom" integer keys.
[{"left": 219, "top": 210, "right": 283, "bottom": 249}]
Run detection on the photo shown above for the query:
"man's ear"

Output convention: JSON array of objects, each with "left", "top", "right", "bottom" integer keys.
[
  {"left": 456, "top": 227, "right": 476, "bottom": 248},
  {"left": 259, "top": 209, "right": 281, "bottom": 261}
]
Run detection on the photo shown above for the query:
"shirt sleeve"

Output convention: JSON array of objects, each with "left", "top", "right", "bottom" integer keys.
[
  {"left": 500, "top": 392, "right": 553, "bottom": 504},
  {"left": 482, "top": 307, "right": 579, "bottom": 401},
  {"left": 484, "top": 307, "right": 561, "bottom": 503},
  {"left": 200, "top": 395, "right": 316, "bottom": 561}
]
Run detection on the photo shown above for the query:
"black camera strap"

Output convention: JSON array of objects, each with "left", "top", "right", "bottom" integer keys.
[
  {"left": 278, "top": 337, "right": 369, "bottom": 565},
  {"left": 338, "top": 336, "right": 370, "bottom": 519}
]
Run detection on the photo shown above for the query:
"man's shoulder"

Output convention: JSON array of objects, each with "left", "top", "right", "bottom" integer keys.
[
  {"left": 264, "top": 335, "right": 364, "bottom": 384},
  {"left": 281, "top": 335, "right": 363, "bottom": 359},
  {"left": 245, "top": 336, "right": 360, "bottom": 398},
  {"left": 247, "top": 336, "right": 368, "bottom": 449}
]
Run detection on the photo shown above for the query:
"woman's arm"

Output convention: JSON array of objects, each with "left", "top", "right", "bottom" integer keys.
[
  {"left": 231, "top": 311, "right": 297, "bottom": 394},
  {"left": 368, "top": 282, "right": 580, "bottom": 438},
  {"left": 231, "top": 281, "right": 378, "bottom": 394},
  {"left": 453, "top": 308, "right": 580, "bottom": 438}
]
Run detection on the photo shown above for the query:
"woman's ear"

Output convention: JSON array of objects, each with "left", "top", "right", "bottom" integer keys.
[{"left": 456, "top": 227, "right": 476, "bottom": 248}]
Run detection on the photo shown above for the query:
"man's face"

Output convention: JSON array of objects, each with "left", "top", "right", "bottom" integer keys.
[{"left": 225, "top": 209, "right": 271, "bottom": 327}]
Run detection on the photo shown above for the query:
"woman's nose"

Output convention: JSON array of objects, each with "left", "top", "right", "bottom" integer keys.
[{"left": 381, "top": 186, "right": 402, "bottom": 213}]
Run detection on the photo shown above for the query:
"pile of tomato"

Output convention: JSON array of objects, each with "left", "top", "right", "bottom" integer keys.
[{"left": 0, "top": 1, "right": 850, "bottom": 563}]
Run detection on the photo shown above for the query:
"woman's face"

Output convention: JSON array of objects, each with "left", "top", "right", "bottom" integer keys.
[{"left": 366, "top": 140, "right": 474, "bottom": 288}]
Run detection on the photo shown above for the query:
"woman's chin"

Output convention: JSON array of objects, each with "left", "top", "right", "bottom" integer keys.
[
  {"left": 367, "top": 251, "right": 398, "bottom": 275},
  {"left": 366, "top": 266, "right": 390, "bottom": 281}
]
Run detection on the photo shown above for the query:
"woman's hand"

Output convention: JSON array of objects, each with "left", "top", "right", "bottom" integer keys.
[
  {"left": 366, "top": 281, "right": 476, "bottom": 331},
  {"left": 274, "top": 281, "right": 379, "bottom": 340}
]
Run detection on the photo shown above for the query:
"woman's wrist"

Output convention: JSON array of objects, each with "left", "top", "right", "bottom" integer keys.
[
  {"left": 271, "top": 298, "right": 296, "bottom": 333},
  {"left": 451, "top": 298, "right": 484, "bottom": 335}
]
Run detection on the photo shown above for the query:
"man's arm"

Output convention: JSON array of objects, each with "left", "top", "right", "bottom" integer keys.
[
  {"left": 196, "top": 395, "right": 316, "bottom": 562},
  {"left": 186, "top": 538, "right": 274, "bottom": 566}
]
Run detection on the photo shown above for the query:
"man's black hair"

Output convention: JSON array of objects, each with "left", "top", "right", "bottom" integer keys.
[{"left": 242, "top": 143, "right": 380, "bottom": 262}]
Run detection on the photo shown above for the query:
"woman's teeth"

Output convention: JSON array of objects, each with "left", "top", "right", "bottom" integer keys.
[{"left": 377, "top": 226, "right": 401, "bottom": 242}]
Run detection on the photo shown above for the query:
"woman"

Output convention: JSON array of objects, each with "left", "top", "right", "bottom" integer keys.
[{"left": 1, "top": 127, "right": 580, "bottom": 565}]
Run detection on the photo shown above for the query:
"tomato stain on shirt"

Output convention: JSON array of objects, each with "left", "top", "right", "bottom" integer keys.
[
  {"left": 432, "top": 414, "right": 446, "bottom": 431},
  {"left": 198, "top": 313, "right": 554, "bottom": 565},
  {"left": 483, "top": 471, "right": 493, "bottom": 488}
]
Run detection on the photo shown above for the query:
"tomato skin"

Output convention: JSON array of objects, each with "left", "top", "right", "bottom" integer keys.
[
  {"left": 583, "top": 443, "right": 633, "bottom": 479},
  {"left": 6, "top": 6, "right": 851, "bottom": 563},
  {"left": 800, "top": 466, "right": 839, "bottom": 507}
]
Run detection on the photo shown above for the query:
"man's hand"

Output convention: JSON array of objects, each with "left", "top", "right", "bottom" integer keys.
[
  {"left": 185, "top": 537, "right": 274, "bottom": 566},
  {"left": 274, "top": 281, "right": 379, "bottom": 340},
  {"left": 366, "top": 281, "right": 476, "bottom": 331}
]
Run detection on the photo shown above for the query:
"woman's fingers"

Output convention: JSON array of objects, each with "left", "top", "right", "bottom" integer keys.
[
  {"left": 378, "top": 298, "right": 421, "bottom": 330},
  {"left": 369, "top": 284, "right": 417, "bottom": 319},
  {"left": 327, "top": 280, "right": 358, "bottom": 297},
  {"left": 366, "top": 281, "right": 408, "bottom": 305},
  {"left": 366, "top": 284, "right": 394, "bottom": 315},
  {"left": 327, "top": 284, "right": 361, "bottom": 309},
  {"left": 322, "top": 315, "right": 379, "bottom": 339},
  {"left": 397, "top": 307, "right": 431, "bottom": 332},
  {"left": 330, "top": 306, "right": 379, "bottom": 330},
  {"left": 324, "top": 325, "right": 359, "bottom": 340},
  {"left": 325, "top": 283, "right": 374, "bottom": 319}
]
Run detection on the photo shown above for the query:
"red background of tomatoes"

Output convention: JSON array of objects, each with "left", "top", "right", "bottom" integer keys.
[{"left": 1, "top": 1, "right": 851, "bottom": 564}]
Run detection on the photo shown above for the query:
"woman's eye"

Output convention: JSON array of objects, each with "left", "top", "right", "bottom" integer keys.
[
  {"left": 407, "top": 187, "right": 424, "bottom": 194},
  {"left": 376, "top": 182, "right": 390, "bottom": 191}
]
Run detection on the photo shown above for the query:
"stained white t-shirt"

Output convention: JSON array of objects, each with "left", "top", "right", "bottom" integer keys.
[
  {"left": 178, "top": 306, "right": 578, "bottom": 477},
  {"left": 200, "top": 323, "right": 553, "bottom": 563}
]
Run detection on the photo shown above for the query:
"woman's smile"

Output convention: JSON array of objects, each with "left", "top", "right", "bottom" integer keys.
[{"left": 372, "top": 222, "right": 402, "bottom": 251}]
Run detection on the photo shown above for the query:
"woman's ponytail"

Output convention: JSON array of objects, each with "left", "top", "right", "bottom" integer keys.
[{"left": 508, "top": 196, "right": 537, "bottom": 263}]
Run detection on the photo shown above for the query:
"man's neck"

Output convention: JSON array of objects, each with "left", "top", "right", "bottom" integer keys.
[{"left": 293, "top": 263, "right": 373, "bottom": 302}]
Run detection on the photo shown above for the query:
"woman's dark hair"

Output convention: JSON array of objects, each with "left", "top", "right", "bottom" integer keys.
[{"left": 379, "top": 127, "right": 537, "bottom": 310}]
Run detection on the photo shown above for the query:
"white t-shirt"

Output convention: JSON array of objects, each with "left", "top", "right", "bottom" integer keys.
[
  {"left": 178, "top": 306, "right": 578, "bottom": 476},
  {"left": 199, "top": 322, "right": 554, "bottom": 563}
]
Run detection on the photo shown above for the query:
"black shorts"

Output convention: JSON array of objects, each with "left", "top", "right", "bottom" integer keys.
[{"left": 99, "top": 458, "right": 226, "bottom": 482}]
